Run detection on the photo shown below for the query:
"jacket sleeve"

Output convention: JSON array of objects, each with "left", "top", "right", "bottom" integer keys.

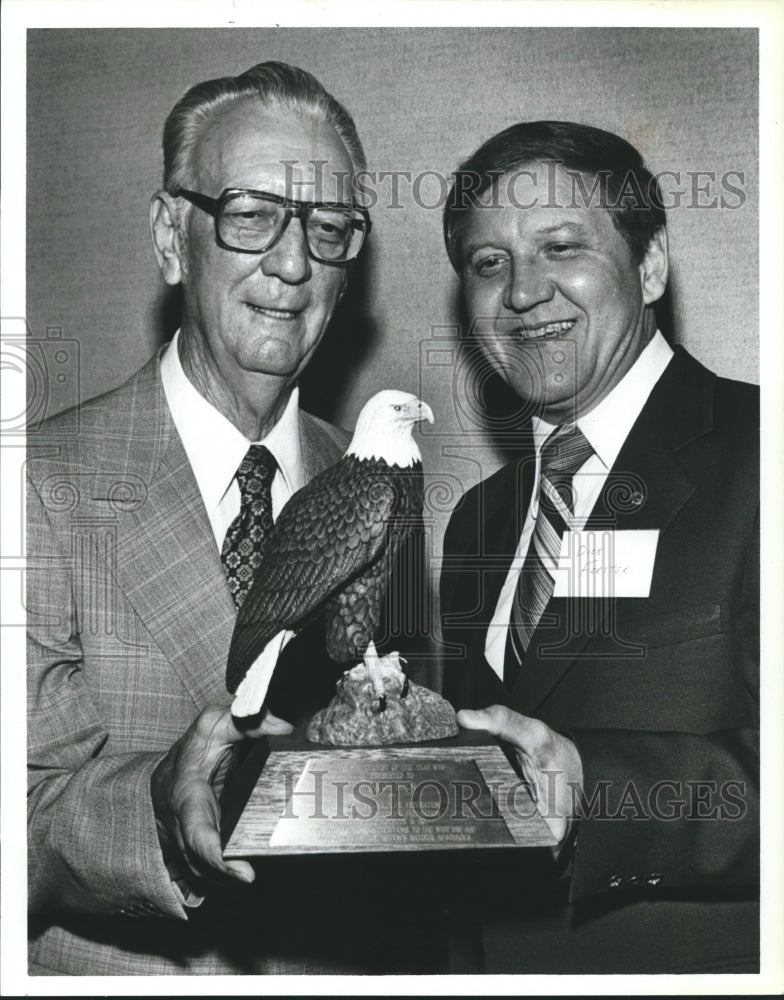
[
  {"left": 566, "top": 506, "right": 759, "bottom": 901},
  {"left": 27, "top": 470, "right": 190, "bottom": 920}
]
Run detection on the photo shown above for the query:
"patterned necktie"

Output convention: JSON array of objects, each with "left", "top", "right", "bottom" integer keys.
[
  {"left": 221, "top": 444, "right": 278, "bottom": 610},
  {"left": 504, "top": 424, "right": 594, "bottom": 687}
]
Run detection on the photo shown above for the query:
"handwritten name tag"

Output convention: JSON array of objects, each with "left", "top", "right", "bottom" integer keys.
[{"left": 552, "top": 529, "right": 659, "bottom": 599}]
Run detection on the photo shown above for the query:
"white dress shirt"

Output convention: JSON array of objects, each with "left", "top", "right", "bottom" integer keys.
[
  {"left": 160, "top": 330, "right": 305, "bottom": 550},
  {"left": 484, "top": 331, "right": 674, "bottom": 678}
]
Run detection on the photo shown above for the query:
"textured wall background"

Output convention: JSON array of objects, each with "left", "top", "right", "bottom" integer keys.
[{"left": 26, "top": 27, "right": 758, "bottom": 631}]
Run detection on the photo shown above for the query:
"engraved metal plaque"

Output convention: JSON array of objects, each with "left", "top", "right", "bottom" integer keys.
[{"left": 221, "top": 729, "right": 557, "bottom": 857}]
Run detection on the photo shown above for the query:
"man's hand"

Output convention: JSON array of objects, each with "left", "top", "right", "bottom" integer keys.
[
  {"left": 151, "top": 705, "right": 293, "bottom": 886},
  {"left": 457, "top": 705, "right": 583, "bottom": 844}
]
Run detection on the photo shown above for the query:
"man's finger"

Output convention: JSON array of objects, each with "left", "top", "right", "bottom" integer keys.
[
  {"left": 189, "top": 823, "right": 255, "bottom": 884},
  {"left": 181, "top": 789, "right": 255, "bottom": 884},
  {"left": 261, "top": 710, "right": 295, "bottom": 735},
  {"left": 236, "top": 709, "right": 295, "bottom": 739},
  {"left": 457, "top": 705, "right": 523, "bottom": 742},
  {"left": 198, "top": 705, "right": 249, "bottom": 749}
]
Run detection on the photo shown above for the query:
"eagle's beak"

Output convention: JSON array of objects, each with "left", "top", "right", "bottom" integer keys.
[{"left": 415, "top": 399, "right": 435, "bottom": 424}]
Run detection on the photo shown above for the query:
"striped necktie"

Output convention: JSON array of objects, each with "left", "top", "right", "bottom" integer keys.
[
  {"left": 504, "top": 424, "right": 594, "bottom": 687},
  {"left": 221, "top": 444, "right": 278, "bottom": 609}
]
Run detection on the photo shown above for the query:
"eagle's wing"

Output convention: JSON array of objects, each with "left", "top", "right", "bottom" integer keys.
[
  {"left": 226, "top": 458, "right": 397, "bottom": 692},
  {"left": 323, "top": 481, "right": 421, "bottom": 662},
  {"left": 324, "top": 551, "right": 389, "bottom": 662}
]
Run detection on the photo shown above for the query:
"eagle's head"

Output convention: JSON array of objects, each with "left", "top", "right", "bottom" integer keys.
[{"left": 346, "top": 390, "right": 434, "bottom": 468}]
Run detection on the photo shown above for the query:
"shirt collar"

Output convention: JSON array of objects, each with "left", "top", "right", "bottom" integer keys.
[
  {"left": 160, "top": 330, "right": 304, "bottom": 519},
  {"left": 532, "top": 330, "right": 674, "bottom": 467}
]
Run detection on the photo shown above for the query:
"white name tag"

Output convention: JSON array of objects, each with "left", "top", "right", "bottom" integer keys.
[{"left": 552, "top": 529, "right": 659, "bottom": 599}]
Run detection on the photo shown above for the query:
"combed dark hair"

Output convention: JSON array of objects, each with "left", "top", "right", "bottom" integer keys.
[
  {"left": 443, "top": 120, "right": 666, "bottom": 270},
  {"left": 162, "top": 61, "right": 366, "bottom": 194}
]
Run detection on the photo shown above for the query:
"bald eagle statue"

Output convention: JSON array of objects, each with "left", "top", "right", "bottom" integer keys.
[{"left": 226, "top": 390, "right": 434, "bottom": 719}]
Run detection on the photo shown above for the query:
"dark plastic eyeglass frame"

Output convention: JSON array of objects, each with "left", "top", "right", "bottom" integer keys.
[{"left": 175, "top": 187, "right": 371, "bottom": 267}]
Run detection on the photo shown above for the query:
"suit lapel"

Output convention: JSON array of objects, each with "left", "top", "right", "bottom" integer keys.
[
  {"left": 298, "top": 411, "right": 348, "bottom": 482},
  {"left": 114, "top": 432, "right": 237, "bottom": 710},
  {"left": 513, "top": 347, "right": 715, "bottom": 715},
  {"left": 445, "top": 454, "right": 536, "bottom": 704},
  {"left": 98, "top": 354, "right": 235, "bottom": 710},
  {"left": 477, "top": 460, "right": 534, "bottom": 652}
]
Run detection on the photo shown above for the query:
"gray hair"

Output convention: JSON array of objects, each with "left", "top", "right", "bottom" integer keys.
[{"left": 162, "top": 61, "right": 366, "bottom": 194}]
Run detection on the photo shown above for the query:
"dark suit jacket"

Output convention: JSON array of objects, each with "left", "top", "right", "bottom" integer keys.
[
  {"left": 27, "top": 352, "right": 441, "bottom": 975},
  {"left": 439, "top": 347, "right": 759, "bottom": 974}
]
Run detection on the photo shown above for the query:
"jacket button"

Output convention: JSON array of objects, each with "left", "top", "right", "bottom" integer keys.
[
  {"left": 627, "top": 874, "right": 641, "bottom": 887},
  {"left": 646, "top": 873, "right": 663, "bottom": 887},
  {"left": 608, "top": 874, "right": 623, "bottom": 888}
]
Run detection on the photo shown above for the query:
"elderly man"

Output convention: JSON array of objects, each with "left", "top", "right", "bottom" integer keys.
[
  {"left": 27, "top": 62, "right": 435, "bottom": 976},
  {"left": 440, "top": 121, "right": 759, "bottom": 973}
]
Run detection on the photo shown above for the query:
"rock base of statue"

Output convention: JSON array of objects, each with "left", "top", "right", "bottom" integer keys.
[{"left": 306, "top": 653, "right": 458, "bottom": 746}]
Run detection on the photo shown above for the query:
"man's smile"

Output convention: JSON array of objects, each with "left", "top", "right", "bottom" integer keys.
[
  {"left": 245, "top": 302, "right": 303, "bottom": 320},
  {"left": 502, "top": 318, "right": 578, "bottom": 340}
]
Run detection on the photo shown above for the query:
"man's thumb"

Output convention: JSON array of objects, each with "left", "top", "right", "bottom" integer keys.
[{"left": 457, "top": 705, "right": 513, "bottom": 737}]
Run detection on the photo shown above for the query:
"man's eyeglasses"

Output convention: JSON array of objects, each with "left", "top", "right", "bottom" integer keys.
[{"left": 175, "top": 187, "right": 371, "bottom": 266}]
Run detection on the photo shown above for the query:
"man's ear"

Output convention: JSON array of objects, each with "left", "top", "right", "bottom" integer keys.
[
  {"left": 150, "top": 191, "right": 185, "bottom": 286},
  {"left": 639, "top": 227, "right": 668, "bottom": 305}
]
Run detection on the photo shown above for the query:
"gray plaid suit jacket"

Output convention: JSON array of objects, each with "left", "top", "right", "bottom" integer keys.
[{"left": 27, "top": 351, "right": 352, "bottom": 975}]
